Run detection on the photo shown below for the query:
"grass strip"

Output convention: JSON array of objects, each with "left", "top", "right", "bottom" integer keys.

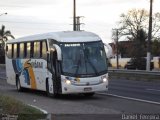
[{"left": 0, "top": 95, "right": 47, "bottom": 120}]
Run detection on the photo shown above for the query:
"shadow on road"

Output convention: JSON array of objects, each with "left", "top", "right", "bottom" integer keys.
[{"left": 17, "top": 88, "right": 101, "bottom": 101}]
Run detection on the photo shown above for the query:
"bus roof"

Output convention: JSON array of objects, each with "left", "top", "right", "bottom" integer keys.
[{"left": 7, "top": 31, "right": 101, "bottom": 43}]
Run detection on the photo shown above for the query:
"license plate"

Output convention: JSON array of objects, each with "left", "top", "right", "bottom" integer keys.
[{"left": 84, "top": 87, "right": 92, "bottom": 92}]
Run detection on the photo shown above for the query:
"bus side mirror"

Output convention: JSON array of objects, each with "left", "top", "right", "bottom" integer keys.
[
  {"left": 104, "top": 43, "right": 113, "bottom": 59},
  {"left": 6, "top": 45, "right": 8, "bottom": 52},
  {"left": 53, "top": 44, "right": 62, "bottom": 61}
]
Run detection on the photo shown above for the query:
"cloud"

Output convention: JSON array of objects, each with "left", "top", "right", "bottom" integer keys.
[
  {"left": 78, "top": 0, "right": 140, "bottom": 7},
  {"left": 0, "top": 0, "right": 59, "bottom": 8},
  {"left": 0, "top": 0, "right": 61, "bottom": 18},
  {"left": 1, "top": 0, "right": 160, "bottom": 43}
]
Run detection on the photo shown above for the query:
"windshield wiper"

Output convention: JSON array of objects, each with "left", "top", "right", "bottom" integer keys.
[
  {"left": 74, "top": 59, "right": 81, "bottom": 77},
  {"left": 86, "top": 57, "right": 99, "bottom": 76},
  {"left": 74, "top": 50, "right": 84, "bottom": 77}
]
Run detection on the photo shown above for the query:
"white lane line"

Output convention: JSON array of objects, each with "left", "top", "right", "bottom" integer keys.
[
  {"left": 0, "top": 77, "right": 6, "bottom": 80},
  {"left": 0, "top": 72, "right": 6, "bottom": 74},
  {"left": 146, "top": 89, "right": 160, "bottom": 92},
  {"left": 97, "top": 93, "right": 160, "bottom": 105}
]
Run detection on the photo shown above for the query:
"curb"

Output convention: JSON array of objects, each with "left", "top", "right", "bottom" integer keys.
[
  {"left": 28, "top": 104, "right": 51, "bottom": 120},
  {"left": 28, "top": 104, "right": 48, "bottom": 114}
]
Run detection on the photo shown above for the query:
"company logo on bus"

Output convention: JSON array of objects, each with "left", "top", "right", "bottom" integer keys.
[{"left": 31, "top": 60, "right": 43, "bottom": 68}]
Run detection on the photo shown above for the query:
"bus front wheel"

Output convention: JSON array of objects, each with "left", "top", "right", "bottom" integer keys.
[
  {"left": 46, "top": 80, "right": 53, "bottom": 97},
  {"left": 46, "top": 79, "right": 59, "bottom": 98}
]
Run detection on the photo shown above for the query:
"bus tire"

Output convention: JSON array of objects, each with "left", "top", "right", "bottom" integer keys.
[
  {"left": 46, "top": 80, "right": 53, "bottom": 97},
  {"left": 16, "top": 75, "right": 23, "bottom": 92},
  {"left": 52, "top": 75, "right": 59, "bottom": 98},
  {"left": 83, "top": 92, "right": 95, "bottom": 97},
  {"left": 53, "top": 86, "right": 59, "bottom": 98},
  {"left": 53, "top": 91, "right": 59, "bottom": 98}
]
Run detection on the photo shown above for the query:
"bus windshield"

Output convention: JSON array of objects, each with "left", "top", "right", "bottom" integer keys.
[{"left": 60, "top": 41, "right": 108, "bottom": 77}]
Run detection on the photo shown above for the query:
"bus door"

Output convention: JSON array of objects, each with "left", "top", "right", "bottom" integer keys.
[{"left": 50, "top": 50, "right": 62, "bottom": 95}]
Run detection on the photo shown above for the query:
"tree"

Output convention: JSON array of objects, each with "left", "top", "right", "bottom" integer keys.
[
  {"left": 152, "top": 39, "right": 160, "bottom": 56},
  {"left": 117, "top": 9, "right": 160, "bottom": 41},
  {"left": 0, "top": 25, "right": 14, "bottom": 64},
  {"left": 112, "top": 9, "right": 160, "bottom": 59},
  {"left": 133, "top": 28, "right": 147, "bottom": 58},
  {"left": 0, "top": 25, "right": 15, "bottom": 47}
]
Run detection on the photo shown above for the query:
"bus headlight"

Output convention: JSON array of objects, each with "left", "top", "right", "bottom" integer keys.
[
  {"left": 101, "top": 75, "right": 108, "bottom": 83},
  {"left": 103, "top": 77, "right": 107, "bottom": 82},
  {"left": 65, "top": 80, "right": 71, "bottom": 85}
]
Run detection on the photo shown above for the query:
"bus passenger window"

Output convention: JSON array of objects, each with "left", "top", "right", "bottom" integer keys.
[
  {"left": 42, "top": 41, "right": 47, "bottom": 59},
  {"left": 40, "top": 41, "right": 42, "bottom": 58},
  {"left": 30, "top": 42, "right": 34, "bottom": 58},
  {"left": 17, "top": 43, "right": 20, "bottom": 58},
  {"left": 24, "top": 43, "right": 27, "bottom": 58},
  {"left": 11, "top": 44, "right": 14, "bottom": 58},
  {"left": 13, "top": 44, "right": 17, "bottom": 59},
  {"left": 34, "top": 42, "right": 40, "bottom": 58},
  {"left": 7, "top": 44, "right": 12, "bottom": 58},
  {"left": 27, "top": 42, "right": 31, "bottom": 58},
  {"left": 20, "top": 43, "right": 24, "bottom": 58}
]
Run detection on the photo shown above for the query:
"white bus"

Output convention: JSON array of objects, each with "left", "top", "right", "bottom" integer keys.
[{"left": 5, "top": 31, "right": 109, "bottom": 97}]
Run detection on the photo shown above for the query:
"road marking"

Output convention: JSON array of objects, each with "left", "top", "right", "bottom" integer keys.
[
  {"left": 97, "top": 93, "right": 160, "bottom": 105},
  {"left": 0, "top": 72, "right": 6, "bottom": 74},
  {"left": 146, "top": 89, "right": 160, "bottom": 92},
  {"left": 0, "top": 77, "right": 6, "bottom": 80}
]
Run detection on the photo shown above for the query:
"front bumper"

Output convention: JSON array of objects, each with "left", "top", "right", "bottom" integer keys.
[{"left": 61, "top": 82, "right": 108, "bottom": 94}]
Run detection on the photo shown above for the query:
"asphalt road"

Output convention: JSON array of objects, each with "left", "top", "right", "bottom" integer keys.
[
  {"left": 107, "top": 79, "right": 160, "bottom": 103},
  {"left": 0, "top": 70, "right": 5, "bottom": 79},
  {"left": 1, "top": 68, "right": 160, "bottom": 103},
  {"left": 0, "top": 76, "right": 160, "bottom": 113},
  {"left": 0, "top": 69, "right": 160, "bottom": 119}
]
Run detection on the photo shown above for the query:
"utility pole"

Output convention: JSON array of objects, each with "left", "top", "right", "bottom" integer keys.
[
  {"left": 72, "top": 0, "right": 84, "bottom": 31},
  {"left": 75, "top": 16, "right": 84, "bottom": 31},
  {"left": 146, "top": 0, "right": 153, "bottom": 71},
  {"left": 112, "top": 29, "right": 119, "bottom": 69},
  {"left": 116, "top": 29, "right": 119, "bottom": 69},
  {"left": 73, "top": 0, "right": 76, "bottom": 31},
  {"left": 76, "top": 16, "right": 80, "bottom": 31}
]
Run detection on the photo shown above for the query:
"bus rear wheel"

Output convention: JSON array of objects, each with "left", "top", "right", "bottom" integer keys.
[
  {"left": 16, "top": 76, "right": 23, "bottom": 92},
  {"left": 83, "top": 92, "right": 95, "bottom": 97}
]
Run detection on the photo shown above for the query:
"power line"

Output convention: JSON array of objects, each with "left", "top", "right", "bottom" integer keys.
[
  {"left": 0, "top": 20, "right": 69, "bottom": 25},
  {"left": 0, "top": 12, "right": 7, "bottom": 16}
]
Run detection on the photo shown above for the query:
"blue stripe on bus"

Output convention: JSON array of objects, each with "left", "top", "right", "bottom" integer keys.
[
  {"left": 23, "top": 69, "right": 30, "bottom": 85},
  {"left": 16, "top": 59, "right": 23, "bottom": 73}
]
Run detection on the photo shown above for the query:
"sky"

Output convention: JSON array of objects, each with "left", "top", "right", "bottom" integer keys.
[{"left": 0, "top": 0, "right": 160, "bottom": 43}]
